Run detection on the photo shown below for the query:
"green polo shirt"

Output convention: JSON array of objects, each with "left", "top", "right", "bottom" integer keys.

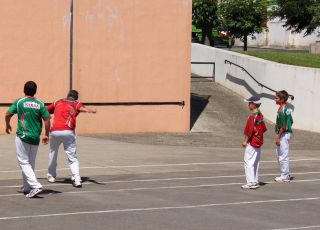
[
  {"left": 275, "top": 104, "right": 293, "bottom": 134},
  {"left": 8, "top": 97, "right": 50, "bottom": 145}
]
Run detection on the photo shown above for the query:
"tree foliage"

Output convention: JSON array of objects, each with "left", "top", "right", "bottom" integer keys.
[
  {"left": 192, "top": 0, "right": 219, "bottom": 45},
  {"left": 220, "top": 0, "right": 267, "bottom": 50},
  {"left": 271, "top": 0, "right": 320, "bottom": 36}
]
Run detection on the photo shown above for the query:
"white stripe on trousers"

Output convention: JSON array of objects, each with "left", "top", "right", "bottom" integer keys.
[
  {"left": 47, "top": 130, "right": 81, "bottom": 183},
  {"left": 15, "top": 136, "right": 42, "bottom": 191},
  {"left": 276, "top": 132, "right": 291, "bottom": 179},
  {"left": 244, "top": 144, "right": 261, "bottom": 185}
]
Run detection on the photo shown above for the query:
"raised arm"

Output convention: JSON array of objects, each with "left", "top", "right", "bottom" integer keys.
[{"left": 79, "top": 106, "right": 97, "bottom": 114}]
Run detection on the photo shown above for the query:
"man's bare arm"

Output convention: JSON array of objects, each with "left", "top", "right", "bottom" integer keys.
[
  {"left": 5, "top": 112, "right": 13, "bottom": 134},
  {"left": 42, "top": 118, "right": 50, "bottom": 145},
  {"left": 79, "top": 106, "right": 97, "bottom": 113},
  {"left": 276, "top": 127, "right": 284, "bottom": 146}
]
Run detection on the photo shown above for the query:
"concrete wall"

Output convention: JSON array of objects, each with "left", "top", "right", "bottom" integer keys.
[
  {"left": 310, "top": 42, "right": 320, "bottom": 54},
  {"left": 234, "top": 18, "right": 320, "bottom": 49},
  {"left": 0, "top": 0, "right": 70, "bottom": 103},
  {"left": 192, "top": 43, "right": 320, "bottom": 133},
  {"left": 0, "top": 0, "right": 192, "bottom": 134}
]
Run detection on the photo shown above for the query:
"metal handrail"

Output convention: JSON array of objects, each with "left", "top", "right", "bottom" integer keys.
[
  {"left": 82, "top": 101, "right": 185, "bottom": 107},
  {"left": 191, "top": 61, "right": 215, "bottom": 80},
  {"left": 0, "top": 101, "right": 185, "bottom": 107},
  {"left": 225, "top": 60, "right": 294, "bottom": 100}
]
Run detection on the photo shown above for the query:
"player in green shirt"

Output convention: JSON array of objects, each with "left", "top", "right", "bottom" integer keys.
[
  {"left": 5, "top": 81, "right": 50, "bottom": 198},
  {"left": 274, "top": 90, "right": 293, "bottom": 182}
]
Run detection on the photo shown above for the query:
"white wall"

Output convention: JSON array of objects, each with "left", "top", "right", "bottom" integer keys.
[
  {"left": 234, "top": 18, "right": 320, "bottom": 49},
  {"left": 192, "top": 43, "right": 320, "bottom": 132}
]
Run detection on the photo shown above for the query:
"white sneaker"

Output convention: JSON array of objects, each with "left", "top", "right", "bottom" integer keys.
[
  {"left": 241, "top": 184, "right": 260, "bottom": 189},
  {"left": 25, "top": 188, "right": 43, "bottom": 198},
  {"left": 47, "top": 176, "right": 56, "bottom": 183},
  {"left": 274, "top": 176, "right": 291, "bottom": 182},
  {"left": 72, "top": 180, "right": 82, "bottom": 188}
]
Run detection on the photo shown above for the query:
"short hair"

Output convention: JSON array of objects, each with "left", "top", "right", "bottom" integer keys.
[
  {"left": 67, "top": 90, "right": 79, "bottom": 100},
  {"left": 276, "top": 90, "right": 289, "bottom": 102},
  {"left": 255, "top": 103, "right": 261, "bottom": 108},
  {"left": 24, "top": 81, "right": 37, "bottom": 96}
]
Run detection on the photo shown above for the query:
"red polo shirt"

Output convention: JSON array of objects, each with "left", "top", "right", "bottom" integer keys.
[
  {"left": 244, "top": 111, "right": 267, "bottom": 148},
  {"left": 47, "top": 98, "right": 83, "bottom": 131}
]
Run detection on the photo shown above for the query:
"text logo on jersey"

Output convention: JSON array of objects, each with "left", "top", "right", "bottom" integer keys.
[
  {"left": 286, "top": 108, "right": 293, "bottom": 115},
  {"left": 24, "top": 102, "right": 40, "bottom": 109}
]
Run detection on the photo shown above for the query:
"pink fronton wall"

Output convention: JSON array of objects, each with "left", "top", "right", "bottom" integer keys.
[{"left": 0, "top": 0, "right": 191, "bottom": 134}]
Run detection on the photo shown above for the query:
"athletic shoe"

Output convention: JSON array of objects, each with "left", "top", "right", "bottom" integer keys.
[
  {"left": 274, "top": 176, "right": 291, "bottom": 182},
  {"left": 241, "top": 183, "right": 260, "bottom": 189},
  {"left": 72, "top": 180, "right": 82, "bottom": 188},
  {"left": 47, "top": 176, "right": 56, "bottom": 183},
  {"left": 25, "top": 188, "right": 43, "bottom": 198}
]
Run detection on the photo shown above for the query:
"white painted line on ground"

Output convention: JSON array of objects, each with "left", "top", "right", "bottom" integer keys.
[
  {"left": 0, "top": 197, "right": 319, "bottom": 221},
  {"left": 1, "top": 178, "right": 320, "bottom": 198},
  {"left": 80, "top": 171, "right": 320, "bottom": 185},
  {"left": 57, "top": 178, "right": 320, "bottom": 195},
  {"left": 1, "top": 158, "right": 319, "bottom": 173},
  {"left": 0, "top": 182, "right": 244, "bottom": 197},
  {"left": 1, "top": 171, "right": 320, "bottom": 189},
  {"left": 269, "top": 225, "right": 320, "bottom": 230},
  {"left": 0, "top": 193, "right": 22, "bottom": 197}
]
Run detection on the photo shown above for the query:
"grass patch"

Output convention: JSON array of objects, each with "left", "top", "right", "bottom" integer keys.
[{"left": 239, "top": 51, "right": 320, "bottom": 68}]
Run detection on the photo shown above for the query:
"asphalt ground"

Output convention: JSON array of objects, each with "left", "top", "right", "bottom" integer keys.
[{"left": 1, "top": 80, "right": 320, "bottom": 230}]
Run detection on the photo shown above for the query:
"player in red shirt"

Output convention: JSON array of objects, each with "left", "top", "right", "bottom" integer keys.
[
  {"left": 46, "top": 90, "right": 96, "bottom": 187},
  {"left": 242, "top": 96, "right": 267, "bottom": 189}
]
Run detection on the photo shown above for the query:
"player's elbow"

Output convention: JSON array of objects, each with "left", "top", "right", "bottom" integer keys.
[{"left": 5, "top": 112, "right": 13, "bottom": 118}]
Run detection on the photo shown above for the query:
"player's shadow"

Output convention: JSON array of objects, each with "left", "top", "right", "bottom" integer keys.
[
  {"left": 41, "top": 189, "right": 62, "bottom": 195},
  {"left": 81, "top": 177, "right": 106, "bottom": 185},
  {"left": 55, "top": 177, "right": 105, "bottom": 185},
  {"left": 258, "top": 176, "right": 295, "bottom": 187},
  {"left": 258, "top": 182, "right": 267, "bottom": 186},
  {"left": 18, "top": 189, "right": 61, "bottom": 198}
]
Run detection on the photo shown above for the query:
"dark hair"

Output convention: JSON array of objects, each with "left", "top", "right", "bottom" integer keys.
[
  {"left": 67, "top": 90, "right": 79, "bottom": 100},
  {"left": 24, "top": 81, "right": 37, "bottom": 96},
  {"left": 276, "top": 90, "right": 289, "bottom": 102}
]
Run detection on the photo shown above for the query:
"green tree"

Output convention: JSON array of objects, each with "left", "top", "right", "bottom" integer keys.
[
  {"left": 192, "top": 0, "right": 219, "bottom": 46},
  {"left": 220, "top": 0, "right": 267, "bottom": 51},
  {"left": 271, "top": 0, "right": 320, "bottom": 36}
]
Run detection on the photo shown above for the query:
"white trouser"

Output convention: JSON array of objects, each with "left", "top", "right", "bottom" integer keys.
[
  {"left": 244, "top": 144, "right": 261, "bottom": 185},
  {"left": 276, "top": 132, "right": 291, "bottom": 179},
  {"left": 15, "top": 136, "right": 42, "bottom": 192},
  {"left": 47, "top": 130, "right": 81, "bottom": 183}
]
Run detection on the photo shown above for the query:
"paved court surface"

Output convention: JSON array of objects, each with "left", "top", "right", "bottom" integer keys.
[
  {"left": 1, "top": 82, "right": 320, "bottom": 230},
  {"left": 0, "top": 134, "right": 320, "bottom": 230}
]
